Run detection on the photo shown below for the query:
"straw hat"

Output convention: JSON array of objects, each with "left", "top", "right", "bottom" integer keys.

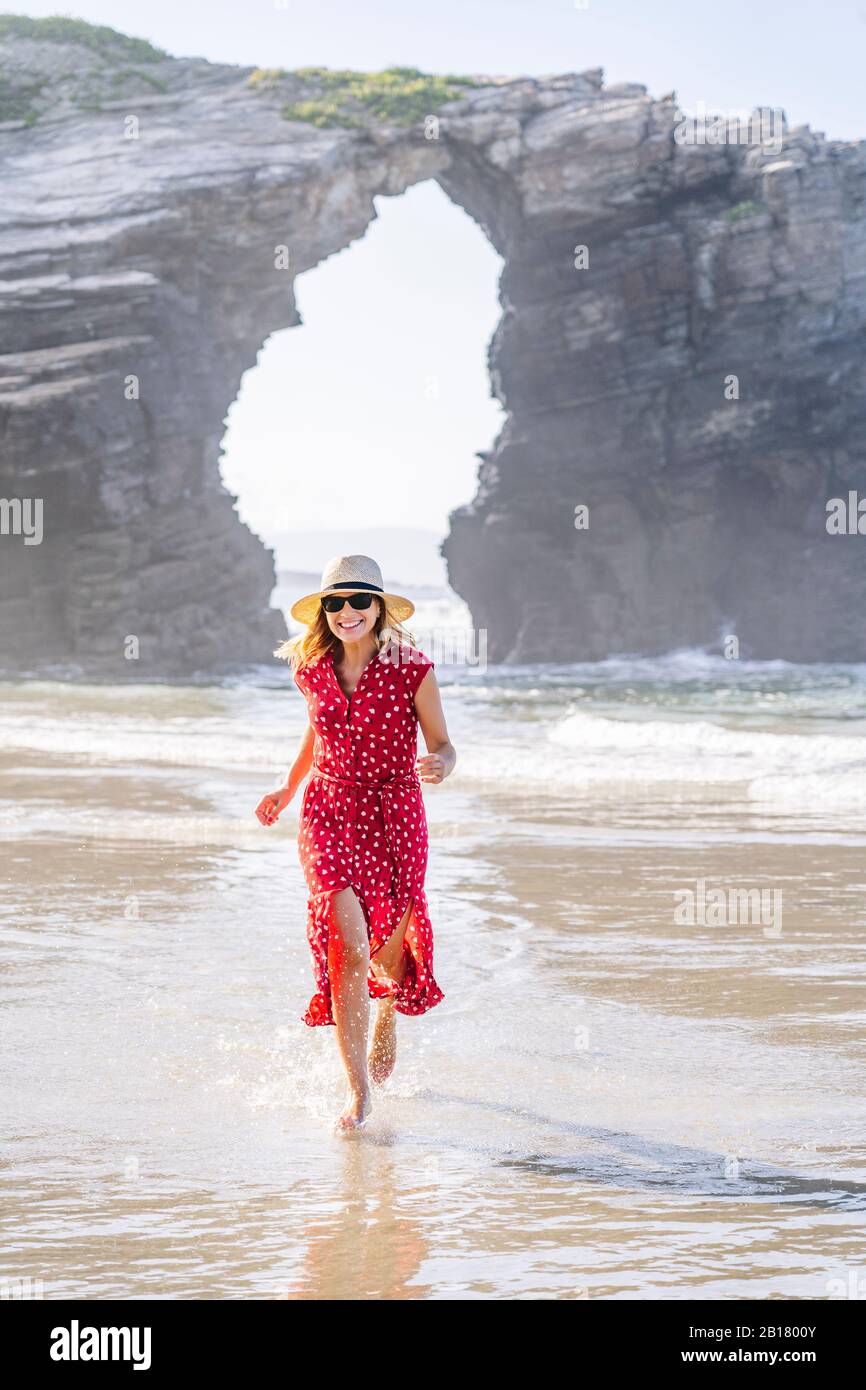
[{"left": 290, "top": 554, "right": 415, "bottom": 626}]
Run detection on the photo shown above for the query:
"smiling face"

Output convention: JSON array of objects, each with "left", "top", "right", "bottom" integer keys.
[{"left": 322, "top": 591, "right": 382, "bottom": 646}]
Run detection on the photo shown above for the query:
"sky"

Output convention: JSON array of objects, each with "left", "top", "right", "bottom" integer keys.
[
  {"left": 12, "top": 1, "right": 866, "bottom": 582},
  {"left": 219, "top": 178, "right": 505, "bottom": 561}
]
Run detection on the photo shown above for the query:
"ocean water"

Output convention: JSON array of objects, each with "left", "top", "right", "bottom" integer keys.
[{"left": 1, "top": 588, "right": 865, "bottom": 1299}]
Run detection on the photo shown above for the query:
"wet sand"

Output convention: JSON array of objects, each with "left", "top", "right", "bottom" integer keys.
[{"left": 2, "top": 703, "right": 865, "bottom": 1300}]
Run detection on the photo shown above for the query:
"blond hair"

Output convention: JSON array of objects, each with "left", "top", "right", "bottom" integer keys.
[{"left": 275, "top": 597, "right": 418, "bottom": 675}]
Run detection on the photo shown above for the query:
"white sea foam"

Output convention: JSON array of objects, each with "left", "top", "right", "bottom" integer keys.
[
  {"left": 3, "top": 652, "right": 866, "bottom": 820},
  {"left": 454, "top": 708, "right": 866, "bottom": 814}
]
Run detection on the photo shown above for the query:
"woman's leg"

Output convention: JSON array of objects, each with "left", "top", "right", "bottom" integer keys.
[
  {"left": 368, "top": 899, "right": 413, "bottom": 1085},
  {"left": 329, "top": 887, "right": 373, "bottom": 1129}
]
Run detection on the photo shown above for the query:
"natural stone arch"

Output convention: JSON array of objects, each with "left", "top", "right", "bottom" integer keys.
[{"left": 1, "top": 19, "right": 865, "bottom": 676}]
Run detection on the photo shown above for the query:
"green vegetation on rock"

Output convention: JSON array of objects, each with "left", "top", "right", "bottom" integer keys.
[
  {"left": 109, "top": 67, "right": 169, "bottom": 93},
  {"left": 0, "top": 22, "right": 480, "bottom": 131},
  {"left": 247, "top": 67, "right": 286, "bottom": 90},
  {"left": 0, "top": 14, "right": 167, "bottom": 63},
  {"left": 0, "top": 15, "right": 171, "bottom": 124},
  {"left": 275, "top": 65, "right": 480, "bottom": 129},
  {"left": 0, "top": 74, "right": 44, "bottom": 122},
  {"left": 727, "top": 200, "right": 764, "bottom": 222}
]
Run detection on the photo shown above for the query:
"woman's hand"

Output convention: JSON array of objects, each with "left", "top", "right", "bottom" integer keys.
[
  {"left": 416, "top": 753, "right": 448, "bottom": 785},
  {"left": 414, "top": 675, "right": 455, "bottom": 786},
  {"left": 255, "top": 786, "right": 292, "bottom": 826}
]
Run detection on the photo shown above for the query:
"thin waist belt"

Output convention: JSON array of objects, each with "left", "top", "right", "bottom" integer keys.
[
  {"left": 308, "top": 766, "right": 420, "bottom": 896},
  {"left": 310, "top": 767, "right": 420, "bottom": 792}
]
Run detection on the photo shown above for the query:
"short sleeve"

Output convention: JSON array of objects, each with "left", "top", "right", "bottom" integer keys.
[{"left": 405, "top": 649, "right": 434, "bottom": 698}]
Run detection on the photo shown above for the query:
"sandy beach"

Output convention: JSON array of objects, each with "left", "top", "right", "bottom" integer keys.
[{"left": 2, "top": 657, "right": 864, "bottom": 1299}]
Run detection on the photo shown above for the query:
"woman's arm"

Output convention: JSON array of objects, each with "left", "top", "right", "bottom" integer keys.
[
  {"left": 414, "top": 669, "right": 456, "bottom": 784},
  {"left": 255, "top": 722, "right": 315, "bottom": 825},
  {"left": 284, "top": 721, "right": 315, "bottom": 798}
]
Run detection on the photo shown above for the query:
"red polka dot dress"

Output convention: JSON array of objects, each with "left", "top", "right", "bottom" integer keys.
[{"left": 293, "top": 642, "right": 444, "bottom": 1028}]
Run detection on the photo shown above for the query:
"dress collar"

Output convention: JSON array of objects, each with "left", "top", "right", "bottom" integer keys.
[{"left": 328, "top": 646, "right": 379, "bottom": 705}]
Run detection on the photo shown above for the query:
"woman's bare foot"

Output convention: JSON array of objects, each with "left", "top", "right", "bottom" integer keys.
[
  {"left": 368, "top": 1000, "right": 397, "bottom": 1084},
  {"left": 334, "top": 1086, "right": 372, "bottom": 1132}
]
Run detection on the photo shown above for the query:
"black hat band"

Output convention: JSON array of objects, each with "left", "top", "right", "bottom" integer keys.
[{"left": 323, "top": 581, "right": 384, "bottom": 593}]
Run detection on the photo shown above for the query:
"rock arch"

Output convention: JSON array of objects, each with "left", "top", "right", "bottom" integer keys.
[{"left": 1, "top": 23, "right": 864, "bottom": 674}]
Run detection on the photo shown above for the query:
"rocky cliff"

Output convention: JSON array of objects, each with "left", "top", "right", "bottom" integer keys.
[{"left": 1, "top": 16, "right": 864, "bottom": 675}]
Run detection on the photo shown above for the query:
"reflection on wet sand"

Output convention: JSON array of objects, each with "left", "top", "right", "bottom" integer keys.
[{"left": 2, "top": 673, "right": 865, "bottom": 1298}]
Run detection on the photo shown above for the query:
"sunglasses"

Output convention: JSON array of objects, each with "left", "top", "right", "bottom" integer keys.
[{"left": 321, "top": 591, "right": 377, "bottom": 614}]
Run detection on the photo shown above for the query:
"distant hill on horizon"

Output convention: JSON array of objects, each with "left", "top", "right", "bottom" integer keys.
[{"left": 262, "top": 526, "right": 449, "bottom": 588}]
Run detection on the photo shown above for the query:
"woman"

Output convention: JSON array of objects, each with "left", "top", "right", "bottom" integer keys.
[{"left": 256, "top": 555, "right": 456, "bottom": 1132}]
